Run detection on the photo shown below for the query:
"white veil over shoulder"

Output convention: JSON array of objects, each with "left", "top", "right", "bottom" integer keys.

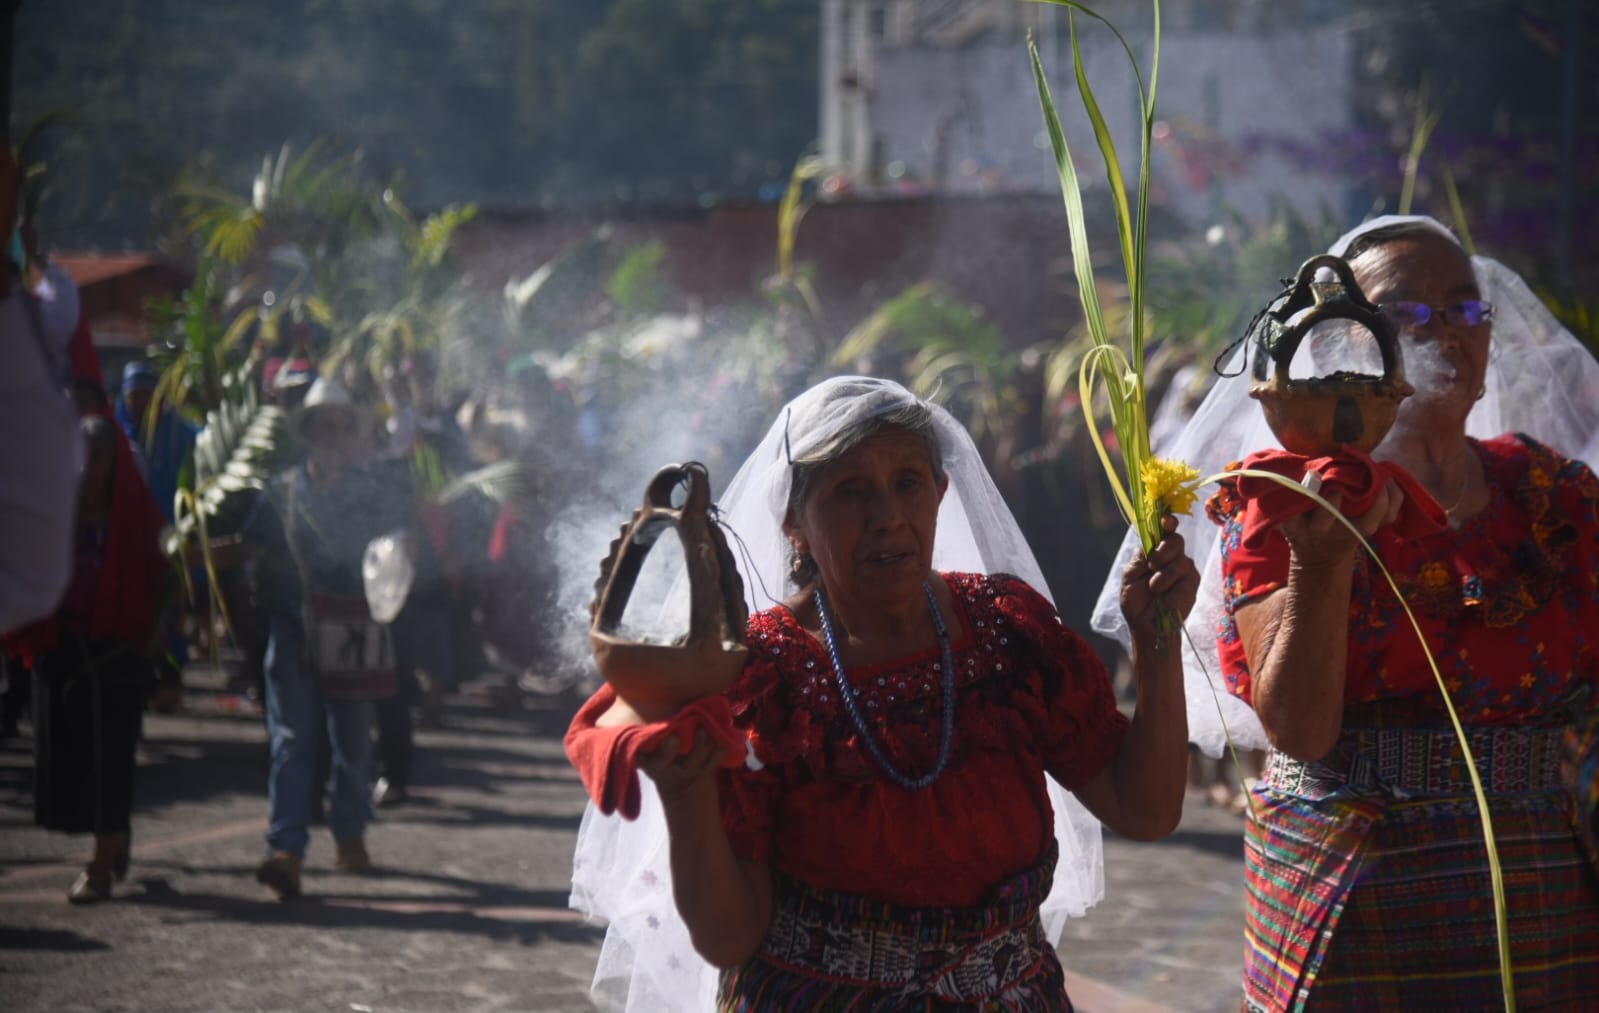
[
  {"left": 571, "top": 375, "right": 1108, "bottom": 1012},
  {"left": 1090, "top": 214, "right": 1599, "bottom": 757}
]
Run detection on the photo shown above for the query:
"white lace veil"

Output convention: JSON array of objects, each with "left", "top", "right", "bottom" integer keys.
[
  {"left": 571, "top": 374, "right": 1108, "bottom": 1012},
  {"left": 1090, "top": 214, "right": 1599, "bottom": 756}
]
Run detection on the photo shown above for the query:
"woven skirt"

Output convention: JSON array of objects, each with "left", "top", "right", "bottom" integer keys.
[
  {"left": 718, "top": 844, "right": 1071, "bottom": 1012},
  {"left": 1243, "top": 726, "right": 1599, "bottom": 1012}
]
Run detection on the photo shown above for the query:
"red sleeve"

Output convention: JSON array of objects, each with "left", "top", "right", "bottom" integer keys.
[
  {"left": 717, "top": 619, "right": 794, "bottom": 863},
  {"left": 1208, "top": 477, "right": 1290, "bottom": 606},
  {"left": 1547, "top": 449, "right": 1599, "bottom": 682},
  {"left": 68, "top": 309, "right": 104, "bottom": 389},
  {"left": 92, "top": 428, "right": 168, "bottom": 649},
  {"left": 1551, "top": 453, "right": 1599, "bottom": 595},
  {"left": 992, "top": 575, "right": 1129, "bottom": 790},
  {"left": 1206, "top": 479, "right": 1290, "bottom": 704}
]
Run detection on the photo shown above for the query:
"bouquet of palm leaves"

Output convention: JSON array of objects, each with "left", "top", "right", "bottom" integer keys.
[{"left": 1028, "top": 2, "right": 1197, "bottom": 560}]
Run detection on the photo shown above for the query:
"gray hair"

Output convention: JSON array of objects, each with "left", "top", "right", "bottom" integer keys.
[
  {"left": 784, "top": 400, "right": 946, "bottom": 588},
  {"left": 1340, "top": 219, "right": 1464, "bottom": 264}
]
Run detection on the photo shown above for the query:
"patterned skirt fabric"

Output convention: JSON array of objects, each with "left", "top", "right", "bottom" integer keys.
[
  {"left": 717, "top": 844, "right": 1072, "bottom": 1012},
  {"left": 1243, "top": 731, "right": 1599, "bottom": 1012}
]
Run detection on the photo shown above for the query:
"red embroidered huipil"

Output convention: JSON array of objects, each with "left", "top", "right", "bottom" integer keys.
[
  {"left": 1209, "top": 434, "right": 1599, "bottom": 722},
  {"left": 719, "top": 572, "right": 1128, "bottom": 908}
]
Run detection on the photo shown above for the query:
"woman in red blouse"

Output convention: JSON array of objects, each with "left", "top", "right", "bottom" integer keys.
[
  {"left": 1205, "top": 218, "right": 1599, "bottom": 1010},
  {"left": 584, "top": 376, "right": 1200, "bottom": 1010}
]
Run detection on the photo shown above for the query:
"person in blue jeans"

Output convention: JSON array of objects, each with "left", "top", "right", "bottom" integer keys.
[{"left": 243, "top": 377, "right": 416, "bottom": 900}]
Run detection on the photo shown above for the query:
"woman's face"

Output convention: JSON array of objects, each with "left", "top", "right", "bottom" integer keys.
[
  {"left": 785, "top": 428, "right": 947, "bottom": 606},
  {"left": 1350, "top": 232, "right": 1489, "bottom": 436}
]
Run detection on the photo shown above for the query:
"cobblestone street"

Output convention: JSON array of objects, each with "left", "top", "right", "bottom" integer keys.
[{"left": 1, "top": 677, "right": 1248, "bottom": 1012}]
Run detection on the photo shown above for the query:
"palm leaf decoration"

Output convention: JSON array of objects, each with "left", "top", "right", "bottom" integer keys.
[
  {"left": 833, "top": 282, "right": 1021, "bottom": 445},
  {"left": 504, "top": 227, "right": 617, "bottom": 355},
  {"left": 164, "top": 380, "right": 293, "bottom": 646},
  {"left": 776, "top": 151, "right": 827, "bottom": 286},
  {"left": 179, "top": 141, "right": 388, "bottom": 269},
  {"left": 1029, "top": 0, "right": 1163, "bottom": 550},
  {"left": 141, "top": 256, "right": 256, "bottom": 441},
  {"left": 433, "top": 459, "right": 532, "bottom": 510},
  {"left": 165, "top": 380, "right": 290, "bottom": 552}
]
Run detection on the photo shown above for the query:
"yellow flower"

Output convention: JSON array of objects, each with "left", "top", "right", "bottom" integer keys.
[{"left": 1141, "top": 457, "right": 1202, "bottom": 516}]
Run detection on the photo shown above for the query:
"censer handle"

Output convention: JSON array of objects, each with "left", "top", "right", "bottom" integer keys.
[{"left": 1268, "top": 254, "right": 1399, "bottom": 385}]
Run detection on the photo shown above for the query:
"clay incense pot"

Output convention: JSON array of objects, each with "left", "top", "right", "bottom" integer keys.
[
  {"left": 589, "top": 462, "right": 749, "bottom": 724},
  {"left": 1249, "top": 254, "right": 1413, "bottom": 456}
]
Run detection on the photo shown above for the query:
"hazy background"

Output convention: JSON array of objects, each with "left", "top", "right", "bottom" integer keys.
[{"left": 15, "top": 0, "right": 1596, "bottom": 659}]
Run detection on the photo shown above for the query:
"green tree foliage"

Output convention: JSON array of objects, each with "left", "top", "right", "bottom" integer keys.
[{"left": 14, "top": 0, "right": 817, "bottom": 248}]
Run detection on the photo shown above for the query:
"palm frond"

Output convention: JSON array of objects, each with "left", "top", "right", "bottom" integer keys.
[
  {"left": 412, "top": 204, "right": 479, "bottom": 273},
  {"left": 776, "top": 151, "right": 828, "bottom": 284},
  {"left": 433, "top": 460, "right": 530, "bottom": 509}
]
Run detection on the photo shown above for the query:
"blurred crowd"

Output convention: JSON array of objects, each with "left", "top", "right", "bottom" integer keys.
[{"left": 0, "top": 192, "right": 592, "bottom": 899}]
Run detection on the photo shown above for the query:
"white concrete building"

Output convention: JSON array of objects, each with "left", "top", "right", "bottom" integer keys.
[{"left": 819, "top": 0, "right": 1355, "bottom": 229}]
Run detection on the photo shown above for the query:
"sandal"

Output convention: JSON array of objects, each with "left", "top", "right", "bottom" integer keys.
[{"left": 67, "top": 869, "right": 113, "bottom": 905}]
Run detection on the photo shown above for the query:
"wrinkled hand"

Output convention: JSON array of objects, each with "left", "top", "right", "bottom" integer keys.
[
  {"left": 1276, "top": 479, "right": 1403, "bottom": 571},
  {"left": 1120, "top": 514, "right": 1200, "bottom": 645},
  {"left": 637, "top": 727, "right": 722, "bottom": 804}
]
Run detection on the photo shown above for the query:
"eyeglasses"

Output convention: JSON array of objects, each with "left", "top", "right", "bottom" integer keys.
[{"left": 1380, "top": 300, "right": 1495, "bottom": 329}]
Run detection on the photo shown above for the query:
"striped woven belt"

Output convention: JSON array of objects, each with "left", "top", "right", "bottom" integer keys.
[
  {"left": 756, "top": 844, "right": 1056, "bottom": 1001},
  {"left": 1265, "top": 725, "right": 1567, "bottom": 801}
]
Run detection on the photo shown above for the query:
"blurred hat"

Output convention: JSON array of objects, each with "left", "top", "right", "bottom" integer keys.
[
  {"left": 271, "top": 357, "right": 317, "bottom": 392},
  {"left": 121, "top": 359, "right": 160, "bottom": 396},
  {"left": 295, "top": 377, "right": 365, "bottom": 439}
]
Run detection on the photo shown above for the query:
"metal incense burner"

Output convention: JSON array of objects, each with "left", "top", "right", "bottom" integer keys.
[
  {"left": 589, "top": 462, "right": 749, "bottom": 723},
  {"left": 1248, "top": 254, "right": 1413, "bottom": 456}
]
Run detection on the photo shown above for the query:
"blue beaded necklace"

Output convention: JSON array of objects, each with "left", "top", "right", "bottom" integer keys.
[{"left": 813, "top": 580, "right": 956, "bottom": 790}]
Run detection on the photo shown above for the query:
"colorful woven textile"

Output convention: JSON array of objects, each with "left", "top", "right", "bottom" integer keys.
[
  {"left": 1209, "top": 434, "right": 1599, "bottom": 722},
  {"left": 717, "top": 844, "right": 1071, "bottom": 1011},
  {"left": 1242, "top": 729, "right": 1599, "bottom": 1012}
]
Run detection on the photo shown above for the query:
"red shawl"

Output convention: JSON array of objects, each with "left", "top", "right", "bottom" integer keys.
[
  {"left": 66, "top": 309, "right": 103, "bottom": 391},
  {"left": 3, "top": 420, "right": 168, "bottom": 666}
]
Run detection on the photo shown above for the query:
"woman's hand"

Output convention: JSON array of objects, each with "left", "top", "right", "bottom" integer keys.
[
  {"left": 635, "top": 725, "right": 776, "bottom": 968},
  {"left": 1080, "top": 513, "right": 1199, "bottom": 841},
  {"left": 637, "top": 727, "right": 723, "bottom": 804},
  {"left": 1276, "top": 480, "right": 1403, "bottom": 572},
  {"left": 1119, "top": 514, "right": 1201, "bottom": 645}
]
